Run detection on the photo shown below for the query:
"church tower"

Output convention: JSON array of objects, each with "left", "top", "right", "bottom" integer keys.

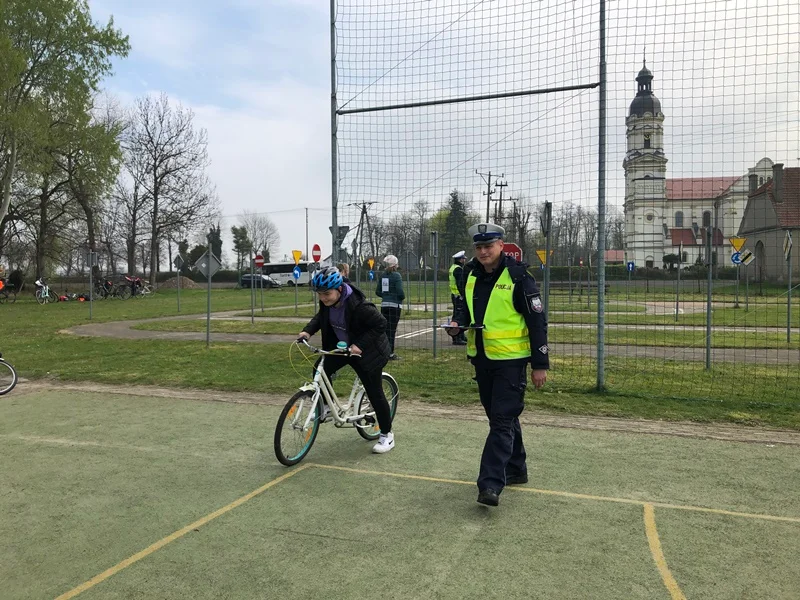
[{"left": 623, "top": 61, "right": 668, "bottom": 267}]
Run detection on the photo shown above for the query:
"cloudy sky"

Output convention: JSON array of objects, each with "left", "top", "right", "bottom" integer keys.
[{"left": 89, "top": 0, "right": 799, "bottom": 261}]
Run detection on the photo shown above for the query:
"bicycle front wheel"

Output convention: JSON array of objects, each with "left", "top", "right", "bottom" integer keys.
[
  {"left": 274, "top": 390, "right": 321, "bottom": 466},
  {"left": 0, "top": 359, "right": 18, "bottom": 395},
  {"left": 356, "top": 373, "right": 399, "bottom": 441},
  {"left": 118, "top": 285, "right": 132, "bottom": 300},
  {"left": 35, "top": 289, "right": 45, "bottom": 304}
]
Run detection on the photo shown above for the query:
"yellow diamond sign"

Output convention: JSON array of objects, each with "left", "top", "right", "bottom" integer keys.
[
  {"left": 729, "top": 237, "right": 747, "bottom": 252},
  {"left": 292, "top": 250, "right": 303, "bottom": 265}
]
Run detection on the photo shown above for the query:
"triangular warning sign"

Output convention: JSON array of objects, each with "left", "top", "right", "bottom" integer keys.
[{"left": 729, "top": 237, "right": 747, "bottom": 252}]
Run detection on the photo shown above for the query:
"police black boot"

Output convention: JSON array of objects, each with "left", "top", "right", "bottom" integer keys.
[{"left": 477, "top": 488, "right": 499, "bottom": 506}]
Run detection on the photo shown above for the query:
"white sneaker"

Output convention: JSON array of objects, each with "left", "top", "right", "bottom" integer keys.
[{"left": 372, "top": 432, "right": 395, "bottom": 454}]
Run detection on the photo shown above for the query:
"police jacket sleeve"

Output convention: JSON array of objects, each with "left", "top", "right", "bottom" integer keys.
[
  {"left": 351, "top": 302, "right": 388, "bottom": 351},
  {"left": 513, "top": 276, "right": 549, "bottom": 370},
  {"left": 452, "top": 292, "right": 471, "bottom": 327},
  {"left": 453, "top": 265, "right": 464, "bottom": 297}
]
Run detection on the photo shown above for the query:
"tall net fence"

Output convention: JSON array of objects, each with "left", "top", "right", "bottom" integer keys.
[{"left": 332, "top": 0, "right": 800, "bottom": 406}]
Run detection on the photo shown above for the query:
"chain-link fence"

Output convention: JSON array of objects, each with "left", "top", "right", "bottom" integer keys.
[{"left": 331, "top": 0, "right": 800, "bottom": 405}]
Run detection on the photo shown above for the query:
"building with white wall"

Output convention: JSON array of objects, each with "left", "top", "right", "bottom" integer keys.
[{"left": 622, "top": 63, "right": 776, "bottom": 268}]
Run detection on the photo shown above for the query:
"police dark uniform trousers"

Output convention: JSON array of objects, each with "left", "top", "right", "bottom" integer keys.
[
  {"left": 454, "top": 223, "right": 549, "bottom": 507},
  {"left": 449, "top": 250, "right": 468, "bottom": 345}
]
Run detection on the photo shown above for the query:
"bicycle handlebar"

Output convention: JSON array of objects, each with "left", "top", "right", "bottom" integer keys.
[{"left": 295, "top": 338, "right": 360, "bottom": 357}]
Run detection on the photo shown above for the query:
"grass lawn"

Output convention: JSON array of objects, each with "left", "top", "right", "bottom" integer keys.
[{"left": 2, "top": 289, "right": 799, "bottom": 429}]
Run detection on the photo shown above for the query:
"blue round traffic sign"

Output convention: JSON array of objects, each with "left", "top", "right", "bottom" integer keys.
[
  {"left": 368, "top": 270, "right": 374, "bottom": 281},
  {"left": 292, "top": 266, "right": 301, "bottom": 279},
  {"left": 731, "top": 252, "right": 742, "bottom": 265}
]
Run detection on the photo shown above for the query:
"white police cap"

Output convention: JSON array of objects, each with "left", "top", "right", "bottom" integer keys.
[
  {"left": 468, "top": 223, "right": 505, "bottom": 245},
  {"left": 452, "top": 250, "right": 466, "bottom": 259}
]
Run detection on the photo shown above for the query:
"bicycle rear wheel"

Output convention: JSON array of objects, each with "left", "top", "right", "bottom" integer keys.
[
  {"left": 274, "top": 390, "right": 321, "bottom": 466},
  {"left": 118, "top": 285, "right": 132, "bottom": 300},
  {"left": 356, "top": 373, "right": 399, "bottom": 441},
  {"left": 0, "top": 359, "right": 18, "bottom": 395}
]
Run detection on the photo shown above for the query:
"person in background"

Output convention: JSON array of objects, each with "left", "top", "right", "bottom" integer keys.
[
  {"left": 376, "top": 254, "right": 405, "bottom": 360},
  {"left": 336, "top": 262, "right": 351, "bottom": 280},
  {"left": 448, "top": 250, "right": 468, "bottom": 346}
]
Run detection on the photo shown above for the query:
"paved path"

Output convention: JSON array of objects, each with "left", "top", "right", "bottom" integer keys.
[
  {"left": 13, "top": 381, "right": 800, "bottom": 447},
  {"left": 62, "top": 308, "right": 800, "bottom": 364}
]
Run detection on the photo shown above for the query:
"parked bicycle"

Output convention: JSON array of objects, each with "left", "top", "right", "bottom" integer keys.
[
  {"left": 34, "top": 278, "right": 58, "bottom": 304},
  {"left": 0, "top": 279, "right": 16, "bottom": 304},
  {"left": 0, "top": 352, "right": 18, "bottom": 395},
  {"left": 274, "top": 339, "right": 399, "bottom": 466}
]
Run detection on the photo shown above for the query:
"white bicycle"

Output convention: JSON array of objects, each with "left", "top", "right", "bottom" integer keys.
[{"left": 274, "top": 339, "right": 399, "bottom": 466}]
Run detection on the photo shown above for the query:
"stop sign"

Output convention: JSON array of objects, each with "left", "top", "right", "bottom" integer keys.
[
  {"left": 254, "top": 254, "right": 264, "bottom": 268},
  {"left": 312, "top": 243, "right": 321, "bottom": 262},
  {"left": 503, "top": 242, "right": 523, "bottom": 262}
]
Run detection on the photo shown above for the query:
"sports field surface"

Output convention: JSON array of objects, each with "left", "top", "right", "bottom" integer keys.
[{"left": 2, "top": 386, "right": 798, "bottom": 599}]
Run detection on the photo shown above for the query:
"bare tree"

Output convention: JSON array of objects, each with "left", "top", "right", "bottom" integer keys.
[
  {"left": 239, "top": 211, "right": 280, "bottom": 263},
  {"left": 125, "top": 93, "right": 216, "bottom": 284}
]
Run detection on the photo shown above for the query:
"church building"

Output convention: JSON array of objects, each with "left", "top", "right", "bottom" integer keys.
[{"left": 622, "top": 62, "right": 776, "bottom": 269}]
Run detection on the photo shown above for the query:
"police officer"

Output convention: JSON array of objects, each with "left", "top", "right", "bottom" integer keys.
[
  {"left": 448, "top": 250, "right": 468, "bottom": 345},
  {"left": 447, "top": 223, "right": 548, "bottom": 507}
]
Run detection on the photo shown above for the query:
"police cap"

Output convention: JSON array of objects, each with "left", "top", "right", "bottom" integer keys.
[
  {"left": 468, "top": 223, "right": 505, "bottom": 246},
  {"left": 452, "top": 250, "right": 466, "bottom": 259}
]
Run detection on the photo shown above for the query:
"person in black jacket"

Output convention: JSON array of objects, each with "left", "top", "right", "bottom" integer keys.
[
  {"left": 298, "top": 266, "right": 395, "bottom": 453},
  {"left": 447, "top": 223, "right": 549, "bottom": 507}
]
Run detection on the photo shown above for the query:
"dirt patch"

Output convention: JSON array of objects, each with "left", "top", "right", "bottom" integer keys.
[
  {"left": 158, "top": 276, "right": 201, "bottom": 290},
  {"left": 14, "top": 380, "right": 800, "bottom": 447}
]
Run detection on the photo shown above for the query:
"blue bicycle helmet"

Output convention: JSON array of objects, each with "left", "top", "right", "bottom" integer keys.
[{"left": 311, "top": 266, "right": 343, "bottom": 291}]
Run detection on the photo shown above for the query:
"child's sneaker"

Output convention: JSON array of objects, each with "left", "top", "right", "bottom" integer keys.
[{"left": 372, "top": 432, "right": 395, "bottom": 454}]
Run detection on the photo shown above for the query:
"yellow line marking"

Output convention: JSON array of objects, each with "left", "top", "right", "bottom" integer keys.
[
  {"left": 54, "top": 465, "right": 310, "bottom": 600},
  {"left": 308, "top": 463, "right": 800, "bottom": 523},
  {"left": 644, "top": 503, "right": 687, "bottom": 600}
]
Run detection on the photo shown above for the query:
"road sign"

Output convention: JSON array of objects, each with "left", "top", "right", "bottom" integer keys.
[
  {"left": 627, "top": 261, "right": 635, "bottom": 272},
  {"left": 729, "top": 237, "right": 747, "bottom": 252},
  {"left": 254, "top": 254, "right": 264, "bottom": 268},
  {"left": 368, "top": 258, "right": 375, "bottom": 269},
  {"left": 194, "top": 251, "right": 221, "bottom": 279},
  {"left": 579, "top": 258, "right": 584, "bottom": 267},
  {"left": 535, "top": 249, "right": 552, "bottom": 265},
  {"left": 173, "top": 255, "right": 184, "bottom": 270},
  {"left": 740, "top": 249, "right": 754, "bottom": 265},
  {"left": 292, "top": 250, "right": 303, "bottom": 265},
  {"left": 292, "top": 266, "right": 301, "bottom": 280},
  {"left": 312, "top": 244, "right": 321, "bottom": 262},
  {"left": 329, "top": 225, "right": 350, "bottom": 244},
  {"left": 785, "top": 231, "right": 793, "bottom": 261},
  {"left": 503, "top": 242, "right": 523, "bottom": 262},
  {"left": 368, "top": 270, "right": 375, "bottom": 281},
  {"left": 731, "top": 251, "right": 742, "bottom": 265}
]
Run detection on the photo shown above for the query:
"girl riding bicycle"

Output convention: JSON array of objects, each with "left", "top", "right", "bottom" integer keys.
[{"left": 297, "top": 266, "right": 396, "bottom": 453}]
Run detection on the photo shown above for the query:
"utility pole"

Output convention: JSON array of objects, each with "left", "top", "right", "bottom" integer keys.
[
  {"left": 476, "top": 169, "right": 503, "bottom": 222},
  {"left": 494, "top": 180, "right": 508, "bottom": 225},
  {"left": 348, "top": 201, "right": 376, "bottom": 285}
]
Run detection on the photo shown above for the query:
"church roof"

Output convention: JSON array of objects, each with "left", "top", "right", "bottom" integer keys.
[
  {"left": 666, "top": 177, "right": 740, "bottom": 200},
  {"left": 668, "top": 228, "right": 724, "bottom": 246},
  {"left": 629, "top": 60, "right": 662, "bottom": 117}
]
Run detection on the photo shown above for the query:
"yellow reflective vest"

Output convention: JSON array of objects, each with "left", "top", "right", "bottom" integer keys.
[
  {"left": 465, "top": 268, "right": 530, "bottom": 360},
  {"left": 448, "top": 264, "right": 460, "bottom": 296}
]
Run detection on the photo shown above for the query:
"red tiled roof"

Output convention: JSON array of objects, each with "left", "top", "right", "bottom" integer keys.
[
  {"left": 773, "top": 168, "right": 800, "bottom": 229},
  {"left": 670, "top": 229, "right": 696, "bottom": 246},
  {"left": 666, "top": 177, "right": 740, "bottom": 200},
  {"left": 604, "top": 250, "right": 625, "bottom": 262},
  {"left": 748, "top": 168, "right": 800, "bottom": 229},
  {"left": 700, "top": 227, "right": 725, "bottom": 246}
]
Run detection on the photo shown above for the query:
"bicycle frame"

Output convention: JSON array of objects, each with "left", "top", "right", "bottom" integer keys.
[{"left": 295, "top": 344, "right": 374, "bottom": 432}]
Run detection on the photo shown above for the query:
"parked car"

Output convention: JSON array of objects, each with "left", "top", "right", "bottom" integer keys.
[{"left": 240, "top": 274, "right": 282, "bottom": 288}]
